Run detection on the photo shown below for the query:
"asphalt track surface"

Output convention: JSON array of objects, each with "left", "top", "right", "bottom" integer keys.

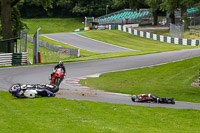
[
  {"left": 1, "top": 48, "right": 200, "bottom": 110},
  {"left": 42, "top": 33, "right": 134, "bottom": 53}
]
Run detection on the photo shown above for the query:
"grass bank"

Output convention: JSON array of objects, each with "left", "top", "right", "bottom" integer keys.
[
  {"left": 26, "top": 41, "right": 77, "bottom": 63},
  {"left": 39, "top": 35, "right": 100, "bottom": 58},
  {"left": 0, "top": 90, "right": 199, "bottom": 133},
  {"left": 151, "top": 29, "right": 200, "bottom": 40},
  {"left": 23, "top": 18, "right": 197, "bottom": 64},
  {"left": 23, "top": 18, "right": 84, "bottom": 34},
  {"left": 80, "top": 56, "right": 200, "bottom": 103},
  {"left": 79, "top": 30, "right": 195, "bottom": 52},
  {"left": 39, "top": 30, "right": 196, "bottom": 63}
]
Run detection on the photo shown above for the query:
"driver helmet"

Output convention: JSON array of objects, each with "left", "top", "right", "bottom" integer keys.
[{"left": 59, "top": 61, "right": 63, "bottom": 67}]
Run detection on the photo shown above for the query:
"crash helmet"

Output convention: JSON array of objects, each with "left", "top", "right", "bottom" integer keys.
[
  {"left": 59, "top": 61, "right": 63, "bottom": 66},
  {"left": 131, "top": 95, "right": 136, "bottom": 102},
  {"left": 23, "top": 90, "right": 37, "bottom": 98},
  {"left": 9, "top": 83, "right": 21, "bottom": 94}
]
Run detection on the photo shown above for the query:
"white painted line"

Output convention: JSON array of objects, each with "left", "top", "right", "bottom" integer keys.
[
  {"left": 105, "top": 92, "right": 131, "bottom": 97},
  {"left": 41, "top": 35, "right": 91, "bottom": 52},
  {"left": 74, "top": 33, "right": 135, "bottom": 51}
]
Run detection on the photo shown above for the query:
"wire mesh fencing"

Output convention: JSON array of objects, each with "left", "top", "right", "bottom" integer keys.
[
  {"left": 19, "top": 29, "right": 29, "bottom": 53},
  {"left": 170, "top": 23, "right": 184, "bottom": 38},
  {"left": 27, "top": 49, "right": 71, "bottom": 63}
]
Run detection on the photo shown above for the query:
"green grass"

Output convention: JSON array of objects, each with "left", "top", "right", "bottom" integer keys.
[
  {"left": 22, "top": 18, "right": 197, "bottom": 63},
  {"left": 79, "top": 30, "right": 195, "bottom": 52},
  {"left": 23, "top": 18, "right": 85, "bottom": 34},
  {"left": 80, "top": 56, "right": 200, "bottom": 103},
  {"left": 79, "top": 30, "right": 195, "bottom": 51},
  {"left": 37, "top": 30, "right": 196, "bottom": 63},
  {"left": 26, "top": 40, "right": 79, "bottom": 63},
  {"left": 151, "top": 29, "right": 200, "bottom": 40},
  {"left": 39, "top": 35, "right": 100, "bottom": 58},
  {"left": 0, "top": 90, "right": 200, "bottom": 133},
  {"left": 151, "top": 29, "right": 170, "bottom": 36}
]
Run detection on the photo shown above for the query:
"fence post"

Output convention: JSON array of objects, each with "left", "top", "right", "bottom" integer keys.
[
  {"left": 33, "top": 27, "right": 41, "bottom": 64},
  {"left": 199, "top": 69, "right": 200, "bottom": 87}
]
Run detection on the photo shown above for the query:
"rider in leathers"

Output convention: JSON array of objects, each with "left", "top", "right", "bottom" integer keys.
[{"left": 51, "top": 61, "right": 66, "bottom": 78}]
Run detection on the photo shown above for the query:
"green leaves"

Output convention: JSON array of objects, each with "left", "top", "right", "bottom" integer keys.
[
  {"left": 145, "top": 0, "right": 161, "bottom": 12},
  {"left": 40, "top": 0, "right": 53, "bottom": 10}
]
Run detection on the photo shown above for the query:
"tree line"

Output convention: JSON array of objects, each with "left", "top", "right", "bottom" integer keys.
[{"left": 1, "top": 0, "right": 200, "bottom": 40}]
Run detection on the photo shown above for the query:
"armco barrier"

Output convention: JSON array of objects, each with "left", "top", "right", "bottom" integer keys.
[
  {"left": 66, "top": 24, "right": 199, "bottom": 46},
  {"left": 0, "top": 53, "right": 12, "bottom": 66},
  {"left": 0, "top": 52, "right": 28, "bottom": 66},
  {"left": 27, "top": 36, "right": 80, "bottom": 57},
  {"left": 117, "top": 25, "right": 199, "bottom": 46}
]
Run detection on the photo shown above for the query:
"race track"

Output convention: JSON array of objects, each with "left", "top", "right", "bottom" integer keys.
[
  {"left": 42, "top": 33, "right": 134, "bottom": 53},
  {"left": 1, "top": 48, "right": 200, "bottom": 110}
]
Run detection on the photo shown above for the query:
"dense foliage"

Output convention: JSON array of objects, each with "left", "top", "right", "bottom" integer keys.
[{"left": 0, "top": 0, "right": 200, "bottom": 39}]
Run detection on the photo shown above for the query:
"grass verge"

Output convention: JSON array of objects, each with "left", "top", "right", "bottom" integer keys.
[
  {"left": 38, "top": 30, "right": 196, "bottom": 63},
  {"left": 23, "top": 18, "right": 85, "bottom": 34},
  {"left": 22, "top": 18, "right": 197, "bottom": 64},
  {"left": 39, "top": 35, "right": 100, "bottom": 58},
  {"left": 0, "top": 90, "right": 199, "bottom": 133},
  {"left": 79, "top": 30, "right": 195, "bottom": 52},
  {"left": 27, "top": 41, "right": 78, "bottom": 64},
  {"left": 80, "top": 56, "right": 200, "bottom": 103},
  {"left": 151, "top": 29, "right": 200, "bottom": 40}
]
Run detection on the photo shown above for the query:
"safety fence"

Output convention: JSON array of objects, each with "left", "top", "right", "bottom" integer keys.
[
  {"left": 75, "top": 24, "right": 200, "bottom": 46},
  {"left": 0, "top": 52, "right": 28, "bottom": 66},
  {"left": 27, "top": 36, "right": 80, "bottom": 57},
  {"left": 27, "top": 49, "right": 71, "bottom": 63},
  {"left": 118, "top": 25, "right": 199, "bottom": 46}
]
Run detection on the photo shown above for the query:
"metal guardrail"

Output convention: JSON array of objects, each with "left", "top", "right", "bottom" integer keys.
[
  {"left": 27, "top": 36, "right": 80, "bottom": 57},
  {"left": 118, "top": 25, "right": 199, "bottom": 46},
  {"left": 0, "top": 52, "right": 28, "bottom": 66},
  {"left": 0, "top": 53, "right": 12, "bottom": 66}
]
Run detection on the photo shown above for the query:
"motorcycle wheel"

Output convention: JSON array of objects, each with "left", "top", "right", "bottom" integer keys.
[
  {"left": 131, "top": 96, "right": 135, "bottom": 102},
  {"left": 55, "top": 78, "right": 62, "bottom": 86},
  {"left": 169, "top": 100, "right": 175, "bottom": 104},
  {"left": 48, "top": 85, "right": 59, "bottom": 93},
  {"left": 9, "top": 83, "right": 21, "bottom": 93}
]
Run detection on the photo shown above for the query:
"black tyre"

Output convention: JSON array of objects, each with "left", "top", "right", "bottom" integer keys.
[
  {"left": 54, "top": 78, "right": 58, "bottom": 86},
  {"left": 54, "top": 78, "right": 60, "bottom": 86},
  {"left": 170, "top": 101, "right": 175, "bottom": 104},
  {"left": 131, "top": 95, "right": 136, "bottom": 102},
  {"left": 48, "top": 85, "right": 59, "bottom": 93},
  {"left": 9, "top": 83, "right": 21, "bottom": 93}
]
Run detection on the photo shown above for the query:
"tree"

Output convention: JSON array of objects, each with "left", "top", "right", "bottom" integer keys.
[
  {"left": 160, "top": 0, "right": 180, "bottom": 24},
  {"left": 180, "top": 0, "right": 200, "bottom": 29},
  {"left": 57, "top": 0, "right": 113, "bottom": 17},
  {"left": 1, "top": 0, "right": 53, "bottom": 40},
  {"left": 145, "top": 0, "right": 162, "bottom": 25},
  {"left": 1, "top": 0, "right": 20, "bottom": 39},
  {"left": 112, "top": 0, "right": 147, "bottom": 10},
  {"left": 161, "top": 0, "right": 200, "bottom": 25}
]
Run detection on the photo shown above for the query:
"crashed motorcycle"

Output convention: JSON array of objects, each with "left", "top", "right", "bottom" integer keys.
[
  {"left": 9, "top": 83, "right": 58, "bottom": 98},
  {"left": 131, "top": 94, "right": 175, "bottom": 104},
  {"left": 9, "top": 83, "right": 57, "bottom": 98},
  {"left": 50, "top": 68, "right": 65, "bottom": 87}
]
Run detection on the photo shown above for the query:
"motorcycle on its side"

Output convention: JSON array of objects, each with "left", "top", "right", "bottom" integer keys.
[
  {"left": 131, "top": 94, "right": 175, "bottom": 104},
  {"left": 9, "top": 83, "right": 57, "bottom": 98},
  {"left": 50, "top": 68, "right": 65, "bottom": 87}
]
